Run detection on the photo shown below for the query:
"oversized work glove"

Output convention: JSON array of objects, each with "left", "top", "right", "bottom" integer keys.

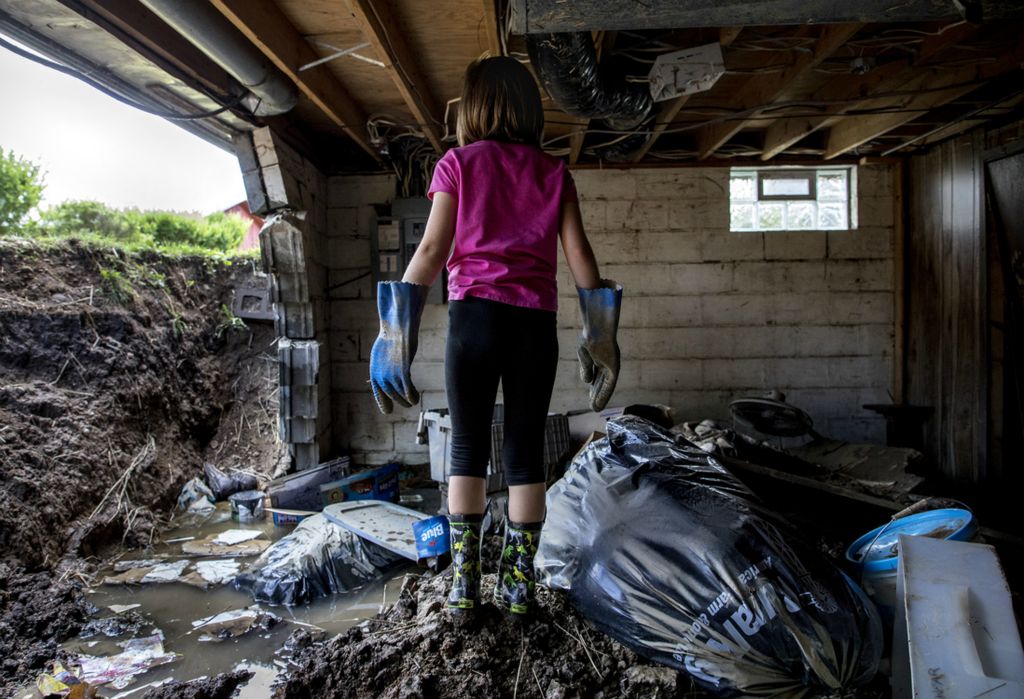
[
  {"left": 369, "top": 281, "right": 429, "bottom": 414},
  {"left": 577, "top": 280, "right": 623, "bottom": 411}
]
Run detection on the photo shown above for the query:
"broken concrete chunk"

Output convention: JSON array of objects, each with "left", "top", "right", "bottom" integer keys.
[
  {"left": 103, "top": 560, "right": 190, "bottom": 586},
  {"left": 180, "top": 559, "right": 242, "bottom": 589}
]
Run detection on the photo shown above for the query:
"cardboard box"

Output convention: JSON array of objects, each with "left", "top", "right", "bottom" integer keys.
[
  {"left": 266, "top": 456, "right": 350, "bottom": 511},
  {"left": 319, "top": 463, "right": 400, "bottom": 506}
]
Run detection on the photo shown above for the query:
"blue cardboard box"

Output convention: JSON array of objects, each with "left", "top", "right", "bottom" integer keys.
[{"left": 319, "top": 463, "right": 400, "bottom": 506}]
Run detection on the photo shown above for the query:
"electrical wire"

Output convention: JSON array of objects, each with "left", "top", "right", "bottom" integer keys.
[{"left": 0, "top": 34, "right": 246, "bottom": 121}]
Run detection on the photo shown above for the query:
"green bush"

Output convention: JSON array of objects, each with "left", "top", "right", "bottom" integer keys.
[
  {"left": 0, "top": 149, "right": 44, "bottom": 235},
  {"left": 30, "top": 201, "right": 250, "bottom": 254}
]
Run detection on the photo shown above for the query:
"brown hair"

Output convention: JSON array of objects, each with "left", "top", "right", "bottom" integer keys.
[{"left": 456, "top": 55, "right": 544, "bottom": 148}]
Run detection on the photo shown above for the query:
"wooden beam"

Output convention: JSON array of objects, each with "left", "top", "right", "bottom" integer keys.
[
  {"left": 509, "top": 0, "right": 1024, "bottom": 33},
  {"left": 824, "top": 43, "right": 1024, "bottom": 158},
  {"left": 209, "top": 0, "right": 379, "bottom": 161},
  {"left": 347, "top": 0, "right": 444, "bottom": 153},
  {"left": 481, "top": 0, "right": 501, "bottom": 55},
  {"left": 631, "top": 26, "right": 742, "bottom": 163},
  {"left": 760, "top": 22, "right": 977, "bottom": 160},
  {"left": 695, "top": 23, "right": 861, "bottom": 160}
]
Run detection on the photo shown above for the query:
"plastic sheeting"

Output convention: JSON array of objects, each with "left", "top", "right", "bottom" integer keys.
[
  {"left": 538, "top": 417, "right": 882, "bottom": 697},
  {"left": 234, "top": 513, "right": 403, "bottom": 606},
  {"left": 204, "top": 462, "right": 259, "bottom": 500}
]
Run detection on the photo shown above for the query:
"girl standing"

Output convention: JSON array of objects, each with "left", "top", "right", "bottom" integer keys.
[{"left": 369, "top": 55, "right": 622, "bottom": 617}]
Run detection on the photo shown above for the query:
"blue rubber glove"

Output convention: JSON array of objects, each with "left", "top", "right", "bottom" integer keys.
[
  {"left": 577, "top": 280, "right": 623, "bottom": 411},
  {"left": 369, "top": 281, "right": 429, "bottom": 414}
]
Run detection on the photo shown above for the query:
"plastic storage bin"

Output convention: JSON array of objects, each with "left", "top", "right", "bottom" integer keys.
[{"left": 422, "top": 405, "right": 570, "bottom": 492}]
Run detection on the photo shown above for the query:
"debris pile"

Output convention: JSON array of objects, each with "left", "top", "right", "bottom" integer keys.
[{"left": 275, "top": 572, "right": 700, "bottom": 699}]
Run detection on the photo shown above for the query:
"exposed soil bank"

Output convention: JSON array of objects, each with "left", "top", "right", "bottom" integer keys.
[
  {"left": 0, "top": 239, "right": 282, "bottom": 693},
  {"left": 276, "top": 572, "right": 701, "bottom": 699}
]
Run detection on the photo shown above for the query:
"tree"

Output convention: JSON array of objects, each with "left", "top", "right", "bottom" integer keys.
[{"left": 0, "top": 149, "right": 44, "bottom": 234}]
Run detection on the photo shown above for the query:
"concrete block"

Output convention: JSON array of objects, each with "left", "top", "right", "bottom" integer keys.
[
  {"left": 669, "top": 199, "right": 729, "bottom": 231},
  {"left": 280, "top": 415, "right": 317, "bottom": 444},
  {"left": 328, "top": 268, "right": 374, "bottom": 300},
  {"left": 274, "top": 302, "right": 316, "bottom": 339},
  {"left": 281, "top": 385, "right": 318, "bottom": 418},
  {"left": 701, "top": 294, "right": 767, "bottom": 327},
  {"left": 393, "top": 420, "right": 429, "bottom": 457},
  {"left": 631, "top": 327, "right": 735, "bottom": 360},
  {"left": 764, "top": 292, "right": 831, "bottom": 326},
  {"left": 640, "top": 359, "right": 702, "bottom": 390},
  {"left": 572, "top": 169, "right": 636, "bottom": 201},
  {"left": 632, "top": 170, "right": 720, "bottom": 200},
  {"left": 289, "top": 443, "right": 320, "bottom": 472},
  {"left": 635, "top": 296, "right": 702, "bottom": 328},
  {"left": 857, "top": 165, "right": 894, "bottom": 199},
  {"left": 701, "top": 231, "right": 764, "bottom": 262},
  {"left": 580, "top": 200, "right": 606, "bottom": 231},
  {"left": 858, "top": 195, "right": 894, "bottom": 228},
  {"left": 859, "top": 324, "right": 895, "bottom": 357},
  {"left": 331, "top": 362, "right": 370, "bottom": 392},
  {"left": 638, "top": 232, "right": 703, "bottom": 263},
  {"left": 772, "top": 325, "right": 863, "bottom": 357},
  {"left": 829, "top": 292, "right": 894, "bottom": 325},
  {"left": 764, "top": 231, "right": 827, "bottom": 260},
  {"left": 732, "top": 261, "right": 827, "bottom": 293},
  {"left": 327, "top": 236, "right": 370, "bottom": 269},
  {"left": 590, "top": 231, "right": 642, "bottom": 263},
  {"left": 416, "top": 329, "right": 448, "bottom": 362},
  {"left": 260, "top": 217, "right": 307, "bottom": 274},
  {"left": 327, "top": 207, "right": 361, "bottom": 237},
  {"left": 270, "top": 272, "right": 310, "bottom": 304},
  {"left": 826, "top": 227, "right": 893, "bottom": 259},
  {"left": 328, "top": 174, "right": 396, "bottom": 207},
  {"left": 827, "top": 356, "right": 890, "bottom": 388},
  {"left": 703, "top": 358, "right": 766, "bottom": 389},
  {"left": 606, "top": 200, "right": 670, "bottom": 231},
  {"left": 279, "top": 339, "right": 319, "bottom": 386},
  {"left": 329, "top": 332, "right": 361, "bottom": 373},
  {"left": 826, "top": 259, "right": 894, "bottom": 292},
  {"left": 765, "top": 358, "right": 829, "bottom": 388}
]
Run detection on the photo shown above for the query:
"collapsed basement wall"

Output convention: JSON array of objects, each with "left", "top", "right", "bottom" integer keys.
[{"left": 325, "top": 165, "right": 898, "bottom": 466}]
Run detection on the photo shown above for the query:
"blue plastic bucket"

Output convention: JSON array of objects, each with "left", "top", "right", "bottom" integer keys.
[
  {"left": 845, "top": 508, "right": 977, "bottom": 621},
  {"left": 412, "top": 515, "right": 450, "bottom": 560}
]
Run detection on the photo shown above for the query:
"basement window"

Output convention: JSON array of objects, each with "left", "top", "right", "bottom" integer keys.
[{"left": 730, "top": 167, "right": 855, "bottom": 232}]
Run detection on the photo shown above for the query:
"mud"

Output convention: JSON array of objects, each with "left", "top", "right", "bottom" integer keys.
[
  {"left": 142, "top": 670, "right": 255, "bottom": 698},
  {"left": 0, "top": 239, "right": 283, "bottom": 693},
  {"left": 275, "top": 572, "right": 703, "bottom": 699}
]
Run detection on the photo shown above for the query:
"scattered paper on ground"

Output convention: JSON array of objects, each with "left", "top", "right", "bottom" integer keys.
[
  {"left": 180, "top": 559, "right": 241, "bottom": 588},
  {"left": 191, "top": 607, "right": 279, "bottom": 642},
  {"left": 108, "top": 604, "right": 142, "bottom": 614},
  {"left": 103, "top": 560, "right": 191, "bottom": 586},
  {"left": 78, "top": 633, "right": 179, "bottom": 689},
  {"left": 113, "top": 559, "right": 163, "bottom": 572}
]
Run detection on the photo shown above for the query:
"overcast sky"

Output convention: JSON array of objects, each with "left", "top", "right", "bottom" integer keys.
[{"left": 0, "top": 43, "right": 247, "bottom": 214}]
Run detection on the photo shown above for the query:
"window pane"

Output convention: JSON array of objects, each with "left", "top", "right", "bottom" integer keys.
[
  {"left": 818, "top": 203, "right": 847, "bottom": 229},
  {"left": 757, "top": 203, "right": 785, "bottom": 230},
  {"left": 763, "top": 176, "right": 811, "bottom": 197},
  {"left": 787, "top": 202, "right": 815, "bottom": 229},
  {"left": 817, "top": 173, "right": 847, "bottom": 200},
  {"left": 730, "top": 175, "right": 755, "bottom": 201},
  {"left": 731, "top": 204, "right": 755, "bottom": 230}
]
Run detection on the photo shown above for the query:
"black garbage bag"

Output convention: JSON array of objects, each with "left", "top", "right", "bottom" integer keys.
[
  {"left": 235, "top": 514, "right": 403, "bottom": 606},
  {"left": 204, "top": 462, "right": 259, "bottom": 500},
  {"left": 538, "top": 416, "right": 882, "bottom": 697}
]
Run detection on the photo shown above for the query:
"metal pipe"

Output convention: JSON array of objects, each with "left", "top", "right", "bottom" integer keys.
[{"left": 139, "top": 0, "right": 296, "bottom": 115}]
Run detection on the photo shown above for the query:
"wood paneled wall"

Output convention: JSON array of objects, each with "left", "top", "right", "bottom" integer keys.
[{"left": 906, "top": 130, "right": 987, "bottom": 483}]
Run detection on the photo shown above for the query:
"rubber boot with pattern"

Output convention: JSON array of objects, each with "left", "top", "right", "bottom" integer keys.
[
  {"left": 493, "top": 519, "right": 542, "bottom": 616},
  {"left": 446, "top": 514, "right": 483, "bottom": 613}
]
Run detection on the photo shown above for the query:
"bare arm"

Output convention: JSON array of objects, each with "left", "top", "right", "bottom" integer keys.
[
  {"left": 559, "top": 197, "right": 602, "bottom": 289},
  {"left": 402, "top": 192, "right": 457, "bottom": 286}
]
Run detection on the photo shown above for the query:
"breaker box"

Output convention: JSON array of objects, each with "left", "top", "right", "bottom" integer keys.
[{"left": 371, "top": 197, "right": 446, "bottom": 304}]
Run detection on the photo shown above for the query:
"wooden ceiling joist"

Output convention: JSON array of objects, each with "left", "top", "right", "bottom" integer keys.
[
  {"left": 481, "top": 0, "right": 501, "bottom": 56},
  {"left": 631, "top": 26, "right": 742, "bottom": 163},
  {"left": 209, "top": 0, "right": 379, "bottom": 161},
  {"left": 694, "top": 23, "right": 862, "bottom": 160},
  {"left": 760, "top": 22, "right": 978, "bottom": 160},
  {"left": 347, "top": 0, "right": 445, "bottom": 153},
  {"left": 824, "top": 42, "right": 1024, "bottom": 158}
]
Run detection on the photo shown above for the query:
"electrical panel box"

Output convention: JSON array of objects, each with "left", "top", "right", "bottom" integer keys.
[{"left": 370, "top": 197, "right": 445, "bottom": 304}]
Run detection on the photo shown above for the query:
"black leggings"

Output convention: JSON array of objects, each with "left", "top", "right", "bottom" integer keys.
[{"left": 446, "top": 296, "right": 558, "bottom": 486}]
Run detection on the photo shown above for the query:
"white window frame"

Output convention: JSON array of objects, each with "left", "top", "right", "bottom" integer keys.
[{"left": 729, "top": 166, "right": 857, "bottom": 232}]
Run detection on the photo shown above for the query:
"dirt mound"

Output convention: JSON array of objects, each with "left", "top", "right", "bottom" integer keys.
[
  {"left": 275, "top": 573, "right": 701, "bottom": 699},
  {"left": 0, "top": 238, "right": 284, "bottom": 692}
]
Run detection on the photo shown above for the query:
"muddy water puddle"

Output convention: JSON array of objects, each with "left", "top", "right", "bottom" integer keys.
[{"left": 60, "top": 503, "right": 415, "bottom": 697}]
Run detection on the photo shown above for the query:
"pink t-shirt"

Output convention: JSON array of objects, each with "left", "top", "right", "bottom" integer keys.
[{"left": 428, "top": 140, "right": 576, "bottom": 312}]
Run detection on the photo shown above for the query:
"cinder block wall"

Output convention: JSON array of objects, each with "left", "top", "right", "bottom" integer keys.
[{"left": 327, "top": 165, "right": 896, "bottom": 465}]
